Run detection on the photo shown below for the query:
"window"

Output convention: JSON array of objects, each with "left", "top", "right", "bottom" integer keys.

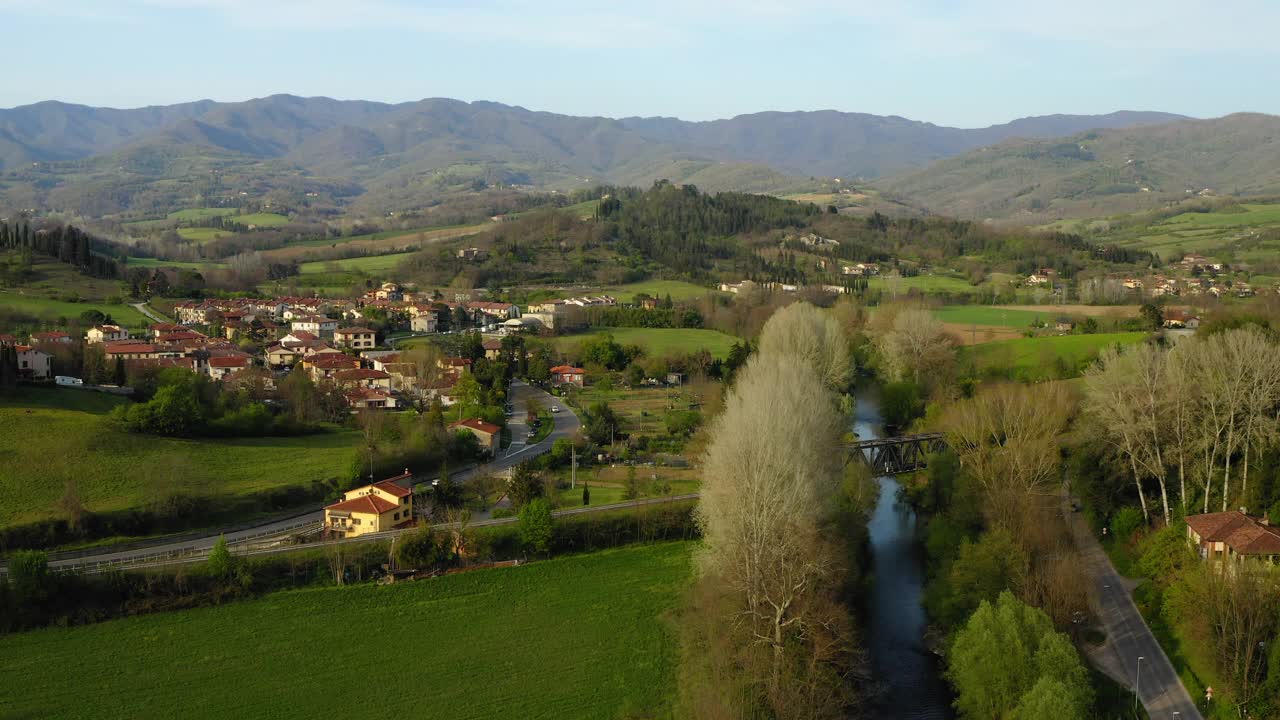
[{"left": 352, "top": 518, "right": 361, "bottom": 525}]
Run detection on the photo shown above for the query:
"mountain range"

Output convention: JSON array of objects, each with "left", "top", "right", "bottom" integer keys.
[{"left": 2, "top": 94, "right": 1274, "bottom": 222}]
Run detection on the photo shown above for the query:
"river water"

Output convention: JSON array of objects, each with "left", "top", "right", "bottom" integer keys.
[{"left": 854, "top": 387, "right": 955, "bottom": 719}]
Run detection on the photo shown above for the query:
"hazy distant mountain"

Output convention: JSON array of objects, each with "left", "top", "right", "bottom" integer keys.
[
  {"left": 875, "top": 113, "right": 1280, "bottom": 220},
  {"left": 0, "top": 95, "right": 1192, "bottom": 217},
  {"left": 620, "top": 110, "right": 1187, "bottom": 179}
]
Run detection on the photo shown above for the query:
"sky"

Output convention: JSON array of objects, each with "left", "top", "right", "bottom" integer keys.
[{"left": 2, "top": 0, "right": 1278, "bottom": 127}]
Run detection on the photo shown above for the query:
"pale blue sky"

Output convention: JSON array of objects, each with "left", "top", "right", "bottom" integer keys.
[{"left": 2, "top": 0, "right": 1277, "bottom": 126}]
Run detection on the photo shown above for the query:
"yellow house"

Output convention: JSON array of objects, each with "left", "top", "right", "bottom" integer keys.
[{"left": 324, "top": 471, "right": 415, "bottom": 537}]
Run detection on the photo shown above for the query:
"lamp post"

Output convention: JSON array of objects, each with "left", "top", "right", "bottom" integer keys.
[{"left": 1133, "top": 656, "right": 1145, "bottom": 713}]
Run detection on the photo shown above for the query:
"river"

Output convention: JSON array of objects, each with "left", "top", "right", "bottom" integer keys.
[{"left": 854, "top": 386, "right": 955, "bottom": 719}]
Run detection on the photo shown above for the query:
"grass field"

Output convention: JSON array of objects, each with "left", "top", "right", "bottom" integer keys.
[
  {"left": 167, "top": 208, "right": 237, "bottom": 222},
  {"left": 871, "top": 274, "right": 981, "bottom": 295},
  {"left": 0, "top": 388, "right": 359, "bottom": 529},
  {"left": 0, "top": 541, "right": 693, "bottom": 719},
  {"left": 962, "top": 331, "right": 1147, "bottom": 380},
  {"left": 605, "top": 280, "right": 720, "bottom": 302},
  {"left": 176, "top": 227, "right": 234, "bottom": 242},
  {"left": 555, "top": 327, "right": 739, "bottom": 359},
  {"left": 123, "top": 257, "right": 222, "bottom": 270},
  {"left": 297, "top": 252, "right": 415, "bottom": 275},
  {"left": 933, "top": 305, "right": 1056, "bottom": 328},
  {"left": 236, "top": 212, "right": 290, "bottom": 227},
  {"left": 0, "top": 292, "right": 149, "bottom": 327}
]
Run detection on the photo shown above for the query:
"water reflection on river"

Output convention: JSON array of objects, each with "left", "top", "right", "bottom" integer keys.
[{"left": 854, "top": 387, "right": 954, "bottom": 719}]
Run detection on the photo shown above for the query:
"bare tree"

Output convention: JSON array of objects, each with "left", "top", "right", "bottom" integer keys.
[
  {"left": 756, "top": 302, "right": 852, "bottom": 390},
  {"left": 698, "top": 352, "right": 845, "bottom": 692},
  {"left": 870, "top": 305, "right": 957, "bottom": 391},
  {"left": 1083, "top": 345, "right": 1169, "bottom": 524},
  {"left": 940, "top": 383, "right": 1073, "bottom": 528}
]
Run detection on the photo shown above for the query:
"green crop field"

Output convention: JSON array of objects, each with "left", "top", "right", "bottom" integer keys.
[
  {"left": 962, "top": 331, "right": 1147, "bottom": 381},
  {"left": 176, "top": 227, "right": 234, "bottom": 242},
  {"left": 123, "top": 257, "right": 223, "bottom": 270},
  {"left": 606, "top": 279, "right": 720, "bottom": 302},
  {"left": 870, "top": 274, "right": 980, "bottom": 295},
  {"left": 555, "top": 327, "right": 740, "bottom": 359},
  {"left": 0, "top": 292, "right": 149, "bottom": 328},
  {"left": 1063, "top": 202, "right": 1280, "bottom": 264},
  {"left": 236, "top": 212, "right": 290, "bottom": 227},
  {"left": 297, "top": 252, "right": 415, "bottom": 275},
  {"left": 0, "top": 388, "right": 359, "bottom": 529},
  {"left": 0, "top": 541, "right": 693, "bottom": 719},
  {"left": 934, "top": 305, "right": 1058, "bottom": 328},
  {"left": 167, "top": 207, "right": 237, "bottom": 222}
]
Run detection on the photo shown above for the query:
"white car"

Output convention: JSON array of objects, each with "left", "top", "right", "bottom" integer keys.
[{"left": 550, "top": 406, "right": 560, "bottom": 413}]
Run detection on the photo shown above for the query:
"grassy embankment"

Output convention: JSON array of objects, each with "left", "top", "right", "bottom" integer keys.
[
  {"left": 0, "top": 388, "right": 359, "bottom": 531},
  {"left": 0, "top": 541, "right": 694, "bottom": 720}
]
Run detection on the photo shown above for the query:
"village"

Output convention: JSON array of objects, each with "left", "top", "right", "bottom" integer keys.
[{"left": 0, "top": 281, "right": 602, "bottom": 414}]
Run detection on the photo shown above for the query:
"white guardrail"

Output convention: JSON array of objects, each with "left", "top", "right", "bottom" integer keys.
[{"left": 2, "top": 494, "right": 699, "bottom": 576}]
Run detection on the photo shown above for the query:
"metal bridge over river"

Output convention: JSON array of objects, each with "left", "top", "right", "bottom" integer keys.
[{"left": 847, "top": 432, "right": 948, "bottom": 475}]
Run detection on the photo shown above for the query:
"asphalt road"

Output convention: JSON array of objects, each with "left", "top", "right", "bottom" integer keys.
[
  {"left": 1069, "top": 503, "right": 1203, "bottom": 719},
  {"left": 43, "top": 380, "right": 581, "bottom": 572}
]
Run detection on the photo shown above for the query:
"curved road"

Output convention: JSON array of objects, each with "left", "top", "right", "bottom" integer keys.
[{"left": 42, "top": 380, "right": 580, "bottom": 572}]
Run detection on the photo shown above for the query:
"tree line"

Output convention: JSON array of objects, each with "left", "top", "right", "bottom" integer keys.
[{"left": 0, "top": 221, "right": 122, "bottom": 279}]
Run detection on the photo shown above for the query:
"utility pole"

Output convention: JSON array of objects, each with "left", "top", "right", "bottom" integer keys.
[{"left": 571, "top": 446, "right": 577, "bottom": 490}]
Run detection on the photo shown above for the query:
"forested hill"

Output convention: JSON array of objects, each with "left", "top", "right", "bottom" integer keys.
[
  {"left": 0, "top": 94, "right": 1184, "bottom": 217},
  {"left": 876, "top": 113, "right": 1280, "bottom": 221},
  {"left": 399, "top": 183, "right": 1153, "bottom": 289}
]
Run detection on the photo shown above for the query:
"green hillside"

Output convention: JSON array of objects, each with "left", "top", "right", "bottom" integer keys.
[{"left": 878, "top": 114, "right": 1280, "bottom": 221}]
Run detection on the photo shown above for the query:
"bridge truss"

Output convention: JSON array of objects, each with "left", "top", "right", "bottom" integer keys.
[{"left": 847, "top": 432, "right": 948, "bottom": 475}]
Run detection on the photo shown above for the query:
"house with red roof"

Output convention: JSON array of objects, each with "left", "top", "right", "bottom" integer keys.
[
  {"left": 333, "top": 367, "right": 392, "bottom": 390},
  {"left": 86, "top": 325, "right": 129, "bottom": 344},
  {"left": 345, "top": 386, "right": 399, "bottom": 410},
  {"left": 334, "top": 326, "right": 377, "bottom": 350},
  {"left": 207, "top": 355, "right": 252, "bottom": 381},
  {"left": 303, "top": 353, "right": 361, "bottom": 382},
  {"left": 30, "top": 331, "right": 73, "bottom": 345},
  {"left": 323, "top": 471, "right": 415, "bottom": 537},
  {"left": 549, "top": 365, "right": 585, "bottom": 388},
  {"left": 15, "top": 345, "right": 52, "bottom": 380},
  {"left": 1186, "top": 510, "right": 1280, "bottom": 570},
  {"left": 449, "top": 418, "right": 502, "bottom": 455}
]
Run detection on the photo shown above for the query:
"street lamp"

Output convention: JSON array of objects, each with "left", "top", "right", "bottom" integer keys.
[{"left": 1133, "top": 656, "right": 1145, "bottom": 712}]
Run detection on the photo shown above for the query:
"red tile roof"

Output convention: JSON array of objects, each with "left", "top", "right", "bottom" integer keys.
[
  {"left": 31, "top": 331, "right": 71, "bottom": 340},
  {"left": 334, "top": 368, "right": 391, "bottom": 381},
  {"left": 1187, "top": 511, "right": 1280, "bottom": 556},
  {"left": 308, "top": 355, "right": 360, "bottom": 368},
  {"left": 335, "top": 327, "right": 375, "bottom": 335},
  {"left": 450, "top": 418, "right": 502, "bottom": 435},
  {"left": 550, "top": 365, "right": 584, "bottom": 374},
  {"left": 208, "top": 356, "right": 251, "bottom": 368},
  {"left": 124, "top": 357, "right": 196, "bottom": 372},
  {"left": 325, "top": 494, "right": 398, "bottom": 515}
]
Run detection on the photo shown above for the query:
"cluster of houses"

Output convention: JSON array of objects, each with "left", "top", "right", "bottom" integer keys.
[{"left": 1029, "top": 255, "right": 1273, "bottom": 300}]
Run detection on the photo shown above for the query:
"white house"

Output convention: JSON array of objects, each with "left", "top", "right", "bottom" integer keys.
[
  {"left": 411, "top": 313, "right": 438, "bottom": 333},
  {"left": 86, "top": 325, "right": 129, "bottom": 344}
]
